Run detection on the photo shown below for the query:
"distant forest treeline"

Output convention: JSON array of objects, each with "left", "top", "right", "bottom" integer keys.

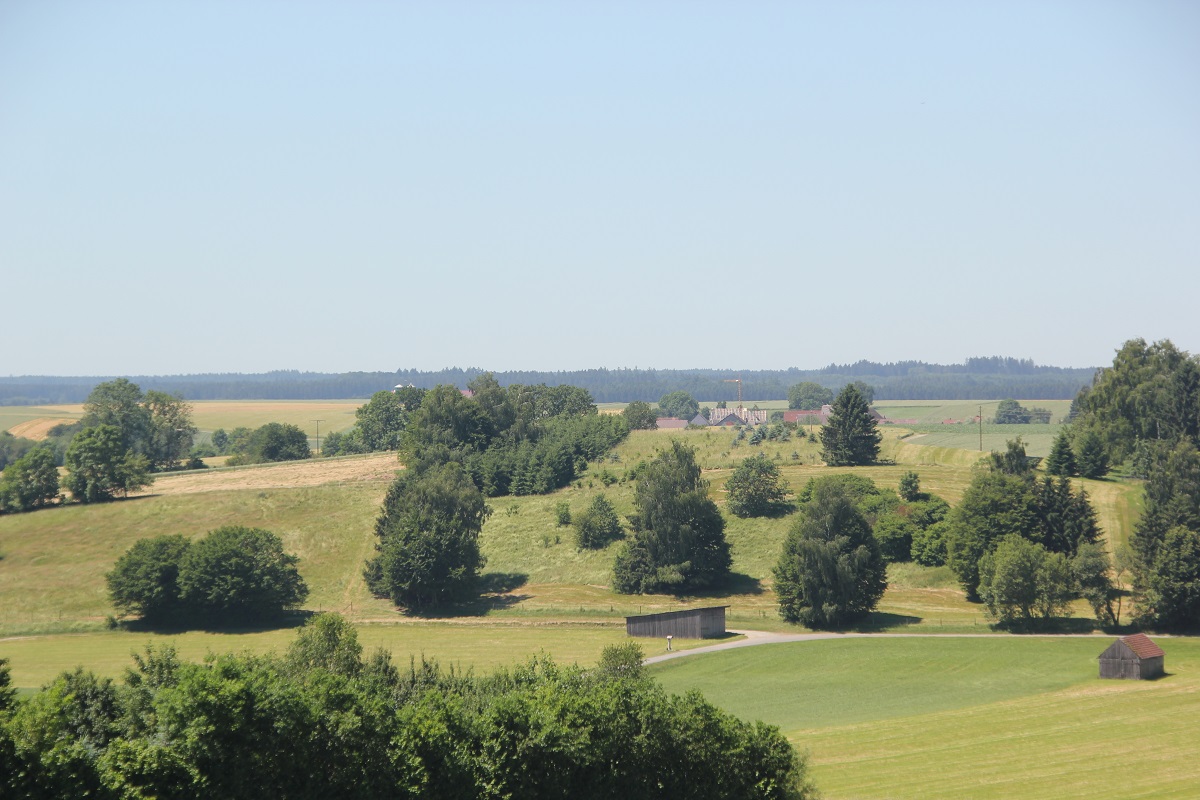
[{"left": 0, "top": 358, "right": 1095, "bottom": 404}]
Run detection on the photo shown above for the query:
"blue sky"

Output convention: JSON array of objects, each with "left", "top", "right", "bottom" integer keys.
[{"left": 2, "top": 1, "right": 1197, "bottom": 376}]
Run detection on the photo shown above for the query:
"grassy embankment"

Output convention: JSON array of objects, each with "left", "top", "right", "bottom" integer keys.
[{"left": 653, "top": 636, "right": 1200, "bottom": 800}]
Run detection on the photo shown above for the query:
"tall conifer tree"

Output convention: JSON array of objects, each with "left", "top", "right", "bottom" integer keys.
[{"left": 819, "top": 384, "right": 881, "bottom": 466}]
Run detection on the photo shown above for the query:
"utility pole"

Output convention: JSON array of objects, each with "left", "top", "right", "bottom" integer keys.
[
  {"left": 312, "top": 420, "right": 324, "bottom": 456},
  {"left": 978, "top": 405, "right": 983, "bottom": 452}
]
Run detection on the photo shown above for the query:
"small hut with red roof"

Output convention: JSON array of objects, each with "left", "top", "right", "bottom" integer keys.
[{"left": 1098, "top": 634, "right": 1165, "bottom": 680}]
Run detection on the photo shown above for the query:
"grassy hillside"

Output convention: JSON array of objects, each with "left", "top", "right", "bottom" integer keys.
[{"left": 653, "top": 636, "right": 1200, "bottom": 799}]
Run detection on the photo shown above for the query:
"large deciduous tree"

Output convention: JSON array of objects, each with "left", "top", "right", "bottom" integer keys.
[
  {"left": 177, "top": 526, "right": 308, "bottom": 622},
  {"left": 355, "top": 390, "right": 409, "bottom": 451},
  {"left": 63, "top": 425, "right": 152, "bottom": 503},
  {"left": 819, "top": 384, "right": 880, "bottom": 466},
  {"left": 612, "top": 441, "right": 731, "bottom": 594},
  {"left": 787, "top": 382, "right": 833, "bottom": 410},
  {"left": 0, "top": 446, "right": 60, "bottom": 512},
  {"left": 107, "top": 535, "right": 192, "bottom": 621},
  {"left": 993, "top": 399, "right": 1031, "bottom": 424},
  {"left": 977, "top": 534, "right": 1074, "bottom": 624},
  {"left": 621, "top": 401, "right": 658, "bottom": 430},
  {"left": 657, "top": 391, "right": 699, "bottom": 420},
  {"left": 725, "top": 453, "right": 790, "bottom": 518},
  {"left": 364, "top": 462, "right": 491, "bottom": 609},
  {"left": 773, "top": 477, "right": 887, "bottom": 628}
]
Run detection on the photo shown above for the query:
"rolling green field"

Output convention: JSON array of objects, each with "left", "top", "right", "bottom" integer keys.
[
  {"left": 653, "top": 636, "right": 1200, "bottom": 799},
  {"left": 3, "top": 403, "right": 1191, "bottom": 797}
]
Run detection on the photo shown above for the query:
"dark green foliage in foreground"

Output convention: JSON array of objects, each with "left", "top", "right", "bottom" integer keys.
[
  {"left": 365, "top": 462, "right": 491, "bottom": 609},
  {"left": 0, "top": 618, "right": 815, "bottom": 799},
  {"left": 774, "top": 477, "right": 887, "bottom": 628},
  {"left": 819, "top": 384, "right": 880, "bottom": 466},
  {"left": 106, "top": 527, "right": 308, "bottom": 624},
  {"left": 613, "top": 441, "right": 731, "bottom": 594},
  {"left": 0, "top": 445, "right": 60, "bottom": 512},
  {"left": 726, "top": 454, "right": 791, "bottom": 518},
  {"left": 574, "top": 494, "right": 623, "bottom": 549}
]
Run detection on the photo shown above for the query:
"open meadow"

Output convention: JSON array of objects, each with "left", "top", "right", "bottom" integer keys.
[{"left": 653, "top": 636, "right": 1200, "bottom": 800}]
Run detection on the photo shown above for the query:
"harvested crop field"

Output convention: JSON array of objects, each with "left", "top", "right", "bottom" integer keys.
[{"left": 135, "top": 452, "right": 402, "bottom": 496}]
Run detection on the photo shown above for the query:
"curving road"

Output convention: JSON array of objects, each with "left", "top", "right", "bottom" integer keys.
[{"left": 643, "top": 629, "right": 1111, "bottom": 665}]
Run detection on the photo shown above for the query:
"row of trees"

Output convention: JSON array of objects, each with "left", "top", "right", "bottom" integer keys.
[{"left": 0, "top": 616, "right": 815, "bottom": 799}]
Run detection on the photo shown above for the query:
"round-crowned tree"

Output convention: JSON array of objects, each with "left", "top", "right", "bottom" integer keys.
[
  {"left": 773, "top": 477, "right": 887, "bottom": 628},
  {"left": 107, "top": 535, "right": 192, "bottom": 621},
  {"left": 725, "top": 453, "right": 790, "bottom": 518},
  {"left": 177, "top": 526, "right": 308, "bottom": 622}
]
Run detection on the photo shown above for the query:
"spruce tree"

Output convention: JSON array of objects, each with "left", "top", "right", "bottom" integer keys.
[
  {"left": 819, "top": 384, "right": 881, "bottom": 466},
  {"left": 1045, "top": 430, "right": 1077, "bottom": 476}
]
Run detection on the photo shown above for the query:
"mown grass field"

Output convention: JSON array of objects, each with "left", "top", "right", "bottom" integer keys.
[{"left": 653, "top": 636, "right": 1200, "bottom": 799}]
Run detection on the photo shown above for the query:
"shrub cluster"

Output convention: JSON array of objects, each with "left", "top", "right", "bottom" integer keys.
[{"left": 107, "top": 526, "right": 309, "bottom": 624}]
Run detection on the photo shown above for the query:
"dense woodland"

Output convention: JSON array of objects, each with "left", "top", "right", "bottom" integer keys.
[{"left": 0, "top": 358, "right": 1095, "bottom": 404}]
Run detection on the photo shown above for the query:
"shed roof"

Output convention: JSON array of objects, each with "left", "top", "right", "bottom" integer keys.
[{"left": 1121, "top": 633, "right": 1165, "bottom": 659}]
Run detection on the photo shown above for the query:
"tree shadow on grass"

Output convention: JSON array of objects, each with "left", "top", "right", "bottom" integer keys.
[
  {"left": 847, "top": 611, "right": 924, "bottom": 632},
  {"left": 400, "top": 572, "right": 531, "bottom": 620},
  {"left": 992, "top": 616, "right": 1100, "bottom": 634},
  {"left": 674, "top": 572, "right": 764, "bottom": 600},
  {"left": 118, "top": 608, "right": 317, "bottom": 635}
]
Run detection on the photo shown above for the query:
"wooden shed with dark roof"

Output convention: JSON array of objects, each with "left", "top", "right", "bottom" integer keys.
[
  {"left": 626, "top": 606, "right": 729, "bottom": 639},
  {"left": 1099, "top": 634, "right": 1165, "bottom": 680}
]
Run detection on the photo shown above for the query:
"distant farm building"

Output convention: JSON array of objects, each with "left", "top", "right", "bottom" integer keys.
[
  {"left": 626, "top": 606, "right": 729, "bottom": 639},
  {"left": 689, "top": 413, "right": 710, "bottom": 427},
  {"left": 710, "top": 408, "right": 769, "bottom": 426},
  {"left": 655, "top": 417, "right": 689, "bottom": 430},
  {"left": 784, "top": 409, "right": 826, "bottom": 425},
  {"left": 1099, "top": 634, "right": 1165, "bottom": 680}
]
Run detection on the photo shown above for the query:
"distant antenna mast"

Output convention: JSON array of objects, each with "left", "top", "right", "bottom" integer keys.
[
  {"left": 723, "top": 374, "right": 744, "bottom": 413},
  {"left": 312, "top": 419, "right": 324, "bottom": 456}
]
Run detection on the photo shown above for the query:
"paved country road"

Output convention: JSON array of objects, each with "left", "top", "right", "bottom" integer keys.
[{"left": 642, "top": 629, "right": 1117, "bottom": 665}]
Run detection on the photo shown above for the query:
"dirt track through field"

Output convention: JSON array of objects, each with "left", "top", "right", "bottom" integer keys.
[{"left": 134, "top": 453, "right": 403, "bottom": 496}]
